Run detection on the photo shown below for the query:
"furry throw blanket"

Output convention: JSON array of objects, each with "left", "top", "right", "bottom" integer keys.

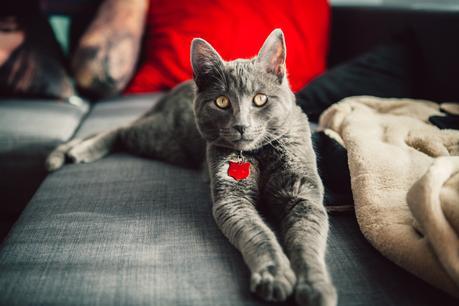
[{"left": 319, "top": 96, "right": 459, "bottom": 297}]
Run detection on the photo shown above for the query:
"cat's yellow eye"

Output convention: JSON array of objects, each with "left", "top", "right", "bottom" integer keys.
[
  {"left": 215, "top": 96, "right": 230, "bottom": 109},
  {"left": 253, "top": 94, "right": 268, "bottom": 107}
]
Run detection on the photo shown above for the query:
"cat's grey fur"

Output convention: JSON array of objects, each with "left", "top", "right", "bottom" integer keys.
[{"left": 46, "top": 29, "right": 337, "bottom": 306}]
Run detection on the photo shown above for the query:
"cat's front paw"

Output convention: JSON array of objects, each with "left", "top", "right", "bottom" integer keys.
[
  {"left": 250, "top": 263, "right": 296, "bottom": 302},
  {"left": 295, "top": 280, "right": 337, "bottom": 306}
]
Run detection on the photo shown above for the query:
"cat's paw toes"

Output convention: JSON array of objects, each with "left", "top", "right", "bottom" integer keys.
[
  {"left": 250, "top": 264, "right": 296, "bottom": 302},
  {"left": 67, "top": 143, "right": 96, "bottom": 164},
  {"left": 67, "top": 148, "right": 87, "bottom": 164},
  {"left": 295, "top": 281, "right": 337, "bottom": 306},
  {"left": 45, "top": 153, "right": 65, "bottom": 171}
]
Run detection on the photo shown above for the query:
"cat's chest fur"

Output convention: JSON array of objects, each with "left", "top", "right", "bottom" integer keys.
[{"left": 207, "top": 106, "right": 315, "bottom": 200}]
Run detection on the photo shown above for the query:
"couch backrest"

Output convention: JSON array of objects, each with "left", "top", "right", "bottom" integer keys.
[
  {"left": 328, "top": 4, "right": 459, "bottom": 101},
  {"left": 328, "top": 4, "right": 459, "bottom": 66}
]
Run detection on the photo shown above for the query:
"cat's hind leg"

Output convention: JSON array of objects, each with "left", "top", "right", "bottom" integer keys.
[
  {"left": 45, "top": 129, "right": 120, "bottom": 171},
  {"left": 119, "top": 113, "right": 203, "bottom": 166},
  {"left": 45, "top": 138, "right": 85, "bottom": 171},
  {"left": 67, "top": 129, "right": 120, "bottom": 164}
]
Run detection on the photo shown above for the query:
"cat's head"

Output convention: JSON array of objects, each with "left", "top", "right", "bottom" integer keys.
[{"left": 191, "top": 29, "right": 295, "bottom": 151}]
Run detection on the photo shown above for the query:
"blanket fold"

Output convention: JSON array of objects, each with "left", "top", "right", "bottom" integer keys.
[{"left": 319, "top": 96, "right": 459, "bottom": 297}]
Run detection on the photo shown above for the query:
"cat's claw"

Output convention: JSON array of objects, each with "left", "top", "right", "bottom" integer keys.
[
  {"left": 250, "top": 264, "right": 296, "bottom": 302},
  {"left": 295, "top": 281, "right": 337, "bottom": 306}
]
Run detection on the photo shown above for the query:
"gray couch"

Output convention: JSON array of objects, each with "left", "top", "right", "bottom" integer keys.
[{"left": 0, "top": 4, "right": 458, "bottom": 306}]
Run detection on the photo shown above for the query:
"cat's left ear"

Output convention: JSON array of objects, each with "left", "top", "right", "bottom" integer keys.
[
  {"left": 190, "top": 38, "right": 225, "bottom": 90},
  {"left": 256, "top": 29, "right": 286, "bottom": 83}
]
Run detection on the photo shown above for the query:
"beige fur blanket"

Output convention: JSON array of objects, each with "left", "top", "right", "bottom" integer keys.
[{"left": 319, "top": 96, "right": 459, "bottom": 297}]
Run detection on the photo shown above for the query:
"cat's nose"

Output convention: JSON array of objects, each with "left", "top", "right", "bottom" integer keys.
[{"left": 233, "top": 125, "right": 248, "bottom": 135}]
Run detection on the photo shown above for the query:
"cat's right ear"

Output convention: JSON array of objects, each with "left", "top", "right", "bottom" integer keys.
[
  {"left": 190, "top": 38, "right": 225, "bottom": 90},
  {"left": 256, "top": 29, "right": 286, "bottom": 83}
]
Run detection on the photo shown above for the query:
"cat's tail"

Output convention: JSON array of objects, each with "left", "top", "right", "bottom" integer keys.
[{"left": 45, "top": 129, "right": 120, "bottom": 172}]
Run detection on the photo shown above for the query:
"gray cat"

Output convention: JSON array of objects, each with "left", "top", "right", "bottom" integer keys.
[{"left": 46, "top": 29, "right": 337, "bottom": 306}]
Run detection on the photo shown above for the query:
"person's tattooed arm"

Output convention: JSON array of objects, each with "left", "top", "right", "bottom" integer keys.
[{"left": 71, "top": 0, "right": 148, "bottom": 99}]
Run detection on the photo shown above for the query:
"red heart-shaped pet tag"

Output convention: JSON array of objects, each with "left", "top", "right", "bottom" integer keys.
[{"left": 228, "top": 161, "right": 250, "bottom": 181}]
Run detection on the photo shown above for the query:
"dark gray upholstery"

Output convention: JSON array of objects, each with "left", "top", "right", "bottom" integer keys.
[
  {"left": 0, "top": 155, "right": 262, "bottom": 306},
  {"left": 0, "top": 95, "right": 457, "bottom": 306},
  {"left": 329, "top": 4, "right": 459, "bottom": 102},
  {"left": 0, "top": 100, "right": 88, "bottom": 239},
  {"left": 0, "top": 156, "right": 456, "bottom": 306},
  {"left": 74, "top": 93, "right": 164, "bottom": 138},
  {"left": 0, "top": 100, "right": 87, "bottom": 147}
]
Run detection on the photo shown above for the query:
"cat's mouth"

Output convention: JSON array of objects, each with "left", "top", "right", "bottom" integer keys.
[
  {"left": 224, "top": 134, "right": 261, "bottom": 151},
  {"left": 234, "top": 135, "right": 255, "bottom": 142},
  {"left": 215, "top": 128, "right": 266, "bottom": 150},
  {"left": 233, "top": 139, "right": 254, "bottom": 147},
  {"left": 225, "top": 133, "right": 257, "bottom": 144}
]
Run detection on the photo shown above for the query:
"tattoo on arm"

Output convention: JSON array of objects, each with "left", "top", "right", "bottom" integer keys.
[
  {"left": 71, "top": 0, "right": 148, "bottom": 98},
  {"left": 72, "top": 31, "right": 139, "bottom": 98}
]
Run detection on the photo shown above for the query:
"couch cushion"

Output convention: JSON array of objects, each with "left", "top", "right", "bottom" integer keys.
[
  {"left": 329, "top": 4, "right": 459, "bottom": 102},
  {"left": 0, "top": 153, "right": 456, "bottom": 305},
  {"left": 74, "top": 93, "right": 164, "bottom": 138},
  {"left": 0, "top": 99, "right": 88, "bottom": 239},
  {"left": 0, "top": 100, "right": 87, "bottom": 147},
  {"left": 296, "top": 36, "right": 417, "bottom": 123}
]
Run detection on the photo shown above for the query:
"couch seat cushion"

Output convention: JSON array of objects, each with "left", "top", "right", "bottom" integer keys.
[
  {"left": 74, "top": 93, "right": 164, "bottom": 138},
  {"left": 0, "top": 99, "right": 88, "bottom": 239},
  {"left": 0, "top": 154, "right": 456, "bottom": 305}
]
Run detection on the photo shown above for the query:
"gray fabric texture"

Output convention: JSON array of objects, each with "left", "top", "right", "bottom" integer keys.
[
  {"left": 0, "top": 155, "right": 456, "bottom": 306},
  {"left": 0, "top": 155, "right": 264, "bottom": 306},
  {"left": 0, "top": 100, "right": 88, "bottom": 240},
  {"left": 74, "top": 93, "right": 164, "bottom": 138},
  {"left": 0, "top": 95, "right": 457, "bottom": 305},
  {"left": 0, "top": 100, "right": 88, "bottom": 151}
]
